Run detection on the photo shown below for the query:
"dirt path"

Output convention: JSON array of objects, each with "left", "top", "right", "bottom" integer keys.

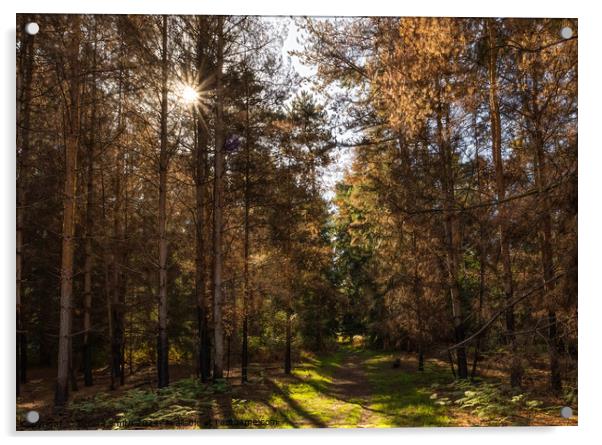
[
  {"left": 324, "top": 350, "right": 380, "bottom": 427},
  {"left": 19, "top": 348, "right": 575, "bottom": 429}
]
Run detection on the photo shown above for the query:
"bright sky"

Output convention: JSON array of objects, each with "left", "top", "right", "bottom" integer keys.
[{"left": 278, "top": 17, "right": 355, "bottom": 203}]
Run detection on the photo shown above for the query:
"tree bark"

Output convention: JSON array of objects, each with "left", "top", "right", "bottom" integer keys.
[
  {"left": 486, "top": 19, "right": 522, "bottom": 387},
  {"left": 522, "top": 55, "right": 563, "bottom": 394},
  {"left": 471, "top": 113, "right": 486, "bottom": 380},
  {"left": 194, "top": 20, "right": 211, "bottom": 380},
  {"left": 284, "top": 309, "right": 292, "bottom": 375},
  {"left": 82, "top": 30, "right": 98, "bottom": 387},
  {"left": 412, "top": 231, "right": 425, "bottom": 372},
  {"left": 212, "top": 16, "right": 225, "bottom": 381},
  {"left": 535, "top": 125, "right": 562, "bottom": 394},
  {"left": 241, "top": 68, "right": 252, "bottom": 384},
  {"left": 194, "top": 109, "right": 210, "bottom": 381},
  {"left": 436, "top": 86, "right": 468, "bottom": 379},
  {"left": 55, "top": 15, "right": 81, "bottom": 407},
  {"left": 157, "top": 15, "right": 170, "bottom": 388},
  {"left": 16, "top": 17, "right": 35, "bottom": 395}
]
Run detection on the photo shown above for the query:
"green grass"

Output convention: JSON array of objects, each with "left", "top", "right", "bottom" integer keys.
[
  {"left": 232, "top": 350, "right": 362, "bottom": 428},
  {"left": 233, "top": 346, "right": 454, "bottom": 428},
  {"left": 66, "top": 348, "right": 453, "bottom": 429},
  {"left": 351, "top": 349, "right": 453, "bottom": 427},
  {"left": 64, "top": 344, "right": 566, "bottom": 429}
]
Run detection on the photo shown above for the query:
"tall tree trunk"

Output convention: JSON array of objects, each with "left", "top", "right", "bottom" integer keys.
[
  {"left": 120, "top": 169, "right": 129, "bottom": 386},
  {"left": 110, "top": 172, "right": 123, "bottom": 387},
  {"left": 212, "top": 16, "right": 225, "bottom": 381},
  {"left": 522, "top": 56, "right": 563, "bottom": 394},
  {"left": 117, "top": 34, "right": 130, "bottom": 386},
  {"left": 193, "top": 17, "right": 211, "bottom": 382},
  {"left": 108, "top": 37, "right": 128, "bottom": 389},
  {"left": 111, "top": 125, "right": 123, "bottom": 388},
  {"left": 241, "top": 69, "right": 251, "bottom": 384},
  {"left": 82, "top": 42, "right": 97, "bottom": 386},
  {"left": 16, "top": 17, "right": 35, "bottom": 395},
  {"left": 412, "top": 231, "right": 425, "bottom": 372},
  {"left": 534, "top": 124, "right": 562, "bottom": 394},
  {"left": 436, "top": 87, "right": 468, "bottom": 379},
  {"left": 284, "top": 308, "right": 292, "bottom": 375},
  {"left": 157, "top": 14, "right": 170, "bottom": 388},
  {"left": 100, "top": 167, "right": 120, "bottom": 390},
  {"left": 487, "top": 19, "right": 522, "bottom": 387},
  {"left": 194, "top": 69, "right": 210, "bottom": 382},
  {"left": 55, "top": 16, "right": 81, "bottom": 407},
  {"left": 471, "top": 113, "right": 486, "bottom": 380}
]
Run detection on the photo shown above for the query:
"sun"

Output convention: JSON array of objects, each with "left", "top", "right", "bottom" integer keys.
[{"left": 180, "top": 84, "right": 199, "bottom": 105}]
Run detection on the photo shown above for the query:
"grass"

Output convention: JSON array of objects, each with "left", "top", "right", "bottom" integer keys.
[
  {"left": 25, "top": 343, "right": 574, "bottom": 429},
  {"left": 230, "top": 346, "right": 452, "bottom": 428},
  {"left": 350, "top": 348, "right": 453, "bottom": 427},
  {"left": 232, "top": 350, "right": 362, "bottom": 428}
]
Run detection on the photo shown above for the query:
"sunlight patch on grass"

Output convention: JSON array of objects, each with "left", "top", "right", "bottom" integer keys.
[
  {"left": 257, "top": 351, "right": 361, "bottom": 428},
  {"left": 359, "top": 350, "right": 453, "bottom": 427}
]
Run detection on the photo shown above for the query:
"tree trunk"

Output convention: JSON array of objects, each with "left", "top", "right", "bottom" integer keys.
[
  {"left": 82, "top": 88, "right": 95, "bottom": 387},
  {"left": 194, "top": 18, "right": 211, "bottom": 383},
  {"left": 116, "top": 136, "right": 126, "bottom": 384},
  {"left": 193, "top": 117, "right": 209, "bottom": 381},
  {"left": 436, "top": 87, "right": 468, "bottom": 379},
  {"left": 284, "top": 309, "right": 292, "bottom": 375},
  {"left": 524, "top": 56, "right": 563, "bottom": 394},
  {"left": 487, "top": 19, "right": 522, "bottom": 387},
  {"left": 212, "top": 16, "right": 225, "bottom": 381},
  {"left": 16, "top": 17, "right": 35, "bottom": 395},
  {"left": 241, "top": 69, "right": 251, "bottom": 384},
  {"left": 535, "top": 127, "right": 562, "bottom": 394},
  {"left": 471, "top": 113, "right": 485, "bottom": 380},
  {"left": 412, "top": 231, "right": 425, "bottom": 372},
  {"left": 157, "top": 14, "right": 170, "bottom": 388},
  {"left": 82, "top": 22, "right": 98, "bottom": 387},
  {"left": 101, "top": 168, "right": 118, "bottom": 391},
  {"left": 120, "top": 180, "right": 129, "bottom": 386},
  {"left": 55, "top": 16, "right": 81, "bottom": 407}
]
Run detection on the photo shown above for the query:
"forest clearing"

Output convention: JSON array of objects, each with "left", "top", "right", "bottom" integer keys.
[
  {"left": 17, "top": 340, "right": 577, "bottom": 429},
  {"left": 16, "top": 14, "right": 577, "bottom": 429}
]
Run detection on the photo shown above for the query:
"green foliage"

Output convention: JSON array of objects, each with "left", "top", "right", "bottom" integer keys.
[
  {"left": 211, "top": 378, "right": 229, "bottom": 393},
  {"left": 332, "top": 181, "right": 378, "bottom": 340},
  {"left": 70, "top": 378, "right": 216, "bottom": 429},
  {"left": 435, "top": 380, "right": 544, "bottom": 424},
  {"left": 64, "top": 346, "right": 568, "bottom": 429},
  {"left": 248, "top": 309, "right": 303, "bottom": 362}
]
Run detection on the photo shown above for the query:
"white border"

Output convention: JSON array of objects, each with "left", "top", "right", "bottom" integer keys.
[{"left": 1, "top": 1, "right": 599, "bottom": 444}]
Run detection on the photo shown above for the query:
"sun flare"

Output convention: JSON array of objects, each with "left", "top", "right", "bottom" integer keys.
[{"left": 180, "top": 84, "right": 199, "bottom": 105}]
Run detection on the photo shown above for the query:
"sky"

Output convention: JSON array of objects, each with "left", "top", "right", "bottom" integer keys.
[{"left": 278, "top": 17, "right": 356, "bottom": 203}]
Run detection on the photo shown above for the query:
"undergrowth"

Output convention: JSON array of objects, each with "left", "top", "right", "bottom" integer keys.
[
  {"left": 430, "top": 379, "right": 548, "bottom": 425},
  {"left": 70, "top": 378, "right": 226, "bottom": 429}
]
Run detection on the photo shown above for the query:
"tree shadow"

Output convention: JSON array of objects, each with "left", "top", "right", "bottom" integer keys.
[
  {"left": 291, "top": 350, "right": 453, "bottom": 426},
  {"left": 264, "top": 378, "right": 328, "bottom": 428},
  {"left": 206, "top": 392, "right": 235, "bottom": 428},
  {"left": 203, "top": 376, "right": 324, "bottom": 429},
  {"left": 288, "top": 371, "right": 388, "bottom": 417},
  {"left": 257, "top": 398, "right": 297, "bottom": 428}
]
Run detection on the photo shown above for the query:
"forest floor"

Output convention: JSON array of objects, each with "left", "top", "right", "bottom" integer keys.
[{"left": 17, "top": 344, "right": 577, "bottom": 430}]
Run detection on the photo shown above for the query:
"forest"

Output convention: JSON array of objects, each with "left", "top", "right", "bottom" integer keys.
[{"left": 16, "top": 15, "right": 577, "bottom": 429}]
